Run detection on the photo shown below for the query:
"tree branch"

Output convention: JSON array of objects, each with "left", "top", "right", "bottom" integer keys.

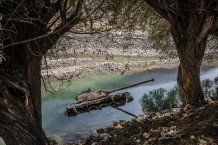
[
  {"left": 42, "top": 0, "right": 83, "bottom": 52},
  {"left": 41, "top": 0, "right": 61, "bottom": 24},
  {"left": 144, "top": 0, "right": 170, "bottom": 21}
]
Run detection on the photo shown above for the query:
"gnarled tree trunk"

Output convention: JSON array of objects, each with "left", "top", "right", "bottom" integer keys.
[
  {"left": 0, "top": 0, "right": 83, "bottom": 144},
  {"left": 0, "top": 45, "right": 49, "bottom": 145},
  {"left": 176, "top": 40, "right": 206, "bottom": 106},
  {"left": 144, "top": 0, "right": 217, "bottom": 107},
  {"left": 171, "top": 27, "right": 208, "bottom": 106}
]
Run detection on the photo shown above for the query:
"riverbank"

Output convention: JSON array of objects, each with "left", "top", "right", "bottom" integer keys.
[
  {"left": 41, "top": 56, "right": 177, "bottom": 79},
  {"left": 42, "top": 48, "right": 218, "bottom": 80},
  {"left": 42, "top": 30, "right": 218, "bottom": 80},
  {"left": 63, "top": 100, "right": 218, "bottom": 145}
]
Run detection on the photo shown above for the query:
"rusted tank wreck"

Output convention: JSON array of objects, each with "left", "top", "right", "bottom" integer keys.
[{"left": 65, "top": 79, "right": 154, "bottom": 117}]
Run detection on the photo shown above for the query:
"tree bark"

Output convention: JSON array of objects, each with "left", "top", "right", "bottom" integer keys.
[
  {"left": 171, "top": 29, "right": 207, "bottom": 106},
  {"left": 25, "top": 56, "right": 42, "bottom": 127},
  {"left": 0, "top": 45, "right": 49, "bottom": 145},
  {"left": 0, "top": 0, "right": 83, "bottom": 144},
  {"left": 0, "top": 85, "right": 48, "bottom": 145},
  {"left": 177, "top": 63, "right": 204, "bottom": 106}
]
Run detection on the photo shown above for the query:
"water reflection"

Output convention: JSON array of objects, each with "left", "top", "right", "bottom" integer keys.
[
  {"left": 140, "top": 76, "right": 218, "bottom": 114},
  {"left": 140, "top": 86, "right": 180, "bottom": 114},
  {"left": 201, "top": 76, "right": 218, "bottom": 98}
]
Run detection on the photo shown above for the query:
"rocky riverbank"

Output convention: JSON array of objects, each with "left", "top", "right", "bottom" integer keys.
[
  {"left": 41, "top": 56, "right": 178, "bottom": 79},
  {"left": 41, "top": 31, "right": 166, "bottom": 79},
  {"left": 41, "top": 30, "right": 218, "bottom": 79},
  {"left": 41, "top": 55, "right": 218, "bottom": 81},
  {"left": 62, "top": 100, "right": 218, "bottom": 145}
]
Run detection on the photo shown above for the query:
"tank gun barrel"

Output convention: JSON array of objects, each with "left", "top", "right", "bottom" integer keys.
[{"left": 106, "top": 78, "right": 154, "bottom": 94}]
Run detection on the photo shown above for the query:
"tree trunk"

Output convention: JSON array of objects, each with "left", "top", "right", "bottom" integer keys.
[
  {"left": 0, "top": 1, "right": 83, "bottom": 144},
  {"left": 172, "top": 29, "right": 207, "bottom": 106},
  {"left": 144, "top": 0, "right": 216, "bottom": 107},
  {"left": 0, "top": 46, "right": 49, "bottom": 145},
  {"left": 25, "top": 57, "right": 42, "bottom": 127},
  {"left": 177, "top": 63, "right": 204, "bottom": 106},
  {"left": 0, "top": 85, "right": 48, "bottom": 145}
]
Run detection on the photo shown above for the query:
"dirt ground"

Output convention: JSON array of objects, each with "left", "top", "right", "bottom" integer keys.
[{"left": 63, "top": 100, "right": 218, "bottom": 145}]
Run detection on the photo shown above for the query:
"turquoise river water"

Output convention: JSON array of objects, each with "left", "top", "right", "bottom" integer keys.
[{"left": 42, "top": 65, "right": 218, "bottom": 143}]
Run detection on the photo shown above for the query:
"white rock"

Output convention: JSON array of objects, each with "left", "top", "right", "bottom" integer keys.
[
  {"left": 143, "top": 132, "right": 150, "bottom": 139},
  {"left": 190, "top": 135, "right": 195, "bottom": 140},
  {"left": 213, "top": 122, "right": 218, "bottom": 127},
  {"left": 135, "top": 139, "right": 140, "bottom": 143},
  {"left": 170, "top": 126, "right": 177, "bottom": 130},
  {"left": 135, "top": 117, "right": 143, "bottom": 122}
]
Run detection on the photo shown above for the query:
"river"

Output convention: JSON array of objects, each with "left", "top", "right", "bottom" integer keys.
[{"left": 41, "top": 65, "right": 218, "bottom": 143}]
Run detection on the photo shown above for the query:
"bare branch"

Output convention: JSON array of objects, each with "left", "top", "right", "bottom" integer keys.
[{"left": 0, "top": 0, "right": 25, "bottom": 38}]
